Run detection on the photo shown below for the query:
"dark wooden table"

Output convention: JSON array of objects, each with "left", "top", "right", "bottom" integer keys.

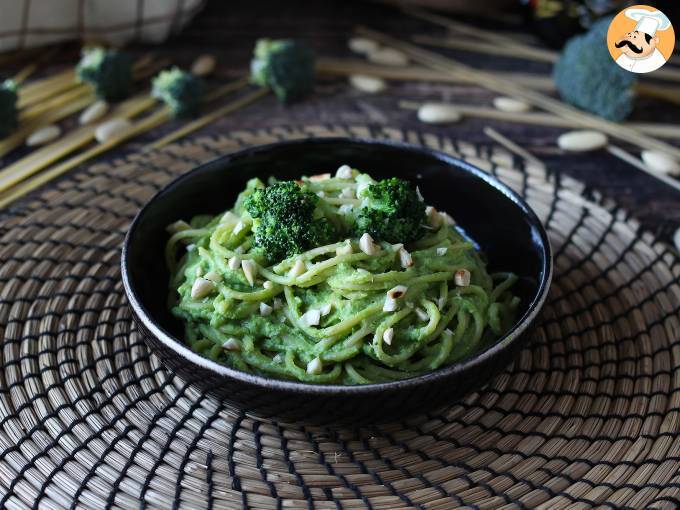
[{"left": 4, "top": 0, "right": 680, "bottom": 243}]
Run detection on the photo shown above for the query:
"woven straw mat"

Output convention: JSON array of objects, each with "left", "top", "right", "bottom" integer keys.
[{"left": 0, "top": 125, "right": 679, "bottom": 510}]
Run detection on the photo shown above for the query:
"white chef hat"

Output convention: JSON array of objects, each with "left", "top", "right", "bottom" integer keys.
[{"left": 625, "top": 8, "right": 671, "bottom": 37}]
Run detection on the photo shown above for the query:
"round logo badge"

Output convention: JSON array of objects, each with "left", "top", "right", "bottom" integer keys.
[{"left": 606, "top": 5, "right": 674, "bottom": 74}]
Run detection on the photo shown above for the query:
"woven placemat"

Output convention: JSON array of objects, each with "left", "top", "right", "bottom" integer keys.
[{"left": 0, "top": 125, "right": 679, "bottom": 510}]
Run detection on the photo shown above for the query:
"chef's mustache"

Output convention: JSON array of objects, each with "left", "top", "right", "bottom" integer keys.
[{"left": 615, "top": 39, "right": 643, "bottom": 54}]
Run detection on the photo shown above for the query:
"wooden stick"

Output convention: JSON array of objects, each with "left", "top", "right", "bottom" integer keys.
[
  {"left": 18, "top": 70, "right": 79, "bottom": 109},
  {"left": 606, "top": 145, "right": 680, "bottom": 193},
  {"left": 2, "top": 57, "right": 167, "bottom": 158},
  {"left": 483, "top": 126, "right": 545, "bottom": 169},
  {"left": 0, "top": 78, "right": 250, "bottom": 194},
  {"left": 0, "top": 80, "right": 259, "bottom": 206},
  {"left": 12, "top": 46, "right": 62, "bottom": 84},
  {"left": 0, "top": 109, "right": 171, "bottom": 209},
  {"left": 413, "top": 34, "right": 556, "bottom": 63},
  {"left": 0, "top": 96, "right": 156, "bottom": 192},
  {"left": 404, "top": 7, "right": 680, "bottom": 83},
  {"left": 145, "top": 87, "right": 269, "bottom": 150},
  {"left": 356, "top": 26, "right": 680, "bottom": 161},
  {"left": 18, "top": 54, "right": 155, "bottom": 110},
  {"left": 405, "top": 8, "right": 556, "bottom": 60},
  {"left": 316, "top": 58, "right": 555, "bottom": 90},
  {"left": 398, "top": 100, "right": 680, "bottom": 140},
  {"left": 0, "top": 95, "right": 95, "bottom": 158}
]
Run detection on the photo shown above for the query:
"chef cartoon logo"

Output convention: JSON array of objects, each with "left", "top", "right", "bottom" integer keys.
[{"left": 607, "top": 5, "right": 674, "bottom": 74}]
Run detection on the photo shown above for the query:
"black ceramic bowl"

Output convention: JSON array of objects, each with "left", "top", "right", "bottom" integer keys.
[{"left": 122, "top": 138, "right": 552, "bottom": 424}]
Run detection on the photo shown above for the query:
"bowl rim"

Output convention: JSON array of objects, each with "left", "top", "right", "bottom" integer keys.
[{"left": 121, "top": 137, "right": 553, "bottom": 395}]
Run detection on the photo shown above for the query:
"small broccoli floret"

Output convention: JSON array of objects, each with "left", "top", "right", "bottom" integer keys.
[
  {"left": 0, "top": 80, "right": 18, "bottom": 138},
  {"left": 152, "top": 67, "right": 205, "bottom": 118},
  {"left": 245, "top": 181, "right": 336, "bottom": 261},
  {"left": 250, "top": 38, "right": 315, "bottom": 103},
  {"left": 76, "top": 47, "right": 133, "bottom": 101},
  {"left": 553, "top": 17, "right": 637, "bottom": 121},
  {"left": 354, "top": 177, "right": 426, "bottom": 243}
]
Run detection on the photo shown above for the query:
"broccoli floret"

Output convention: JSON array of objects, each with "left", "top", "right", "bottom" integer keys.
[
  {"left": 250, "top": 38, "right": 315, "bottom": 103},
  {"left": 76, "top": 47, "right": 133, "bottom": 101},
  {"left": 245, "top": 181, "right": 336, "bottom": 261},
  {"left": 152, "top": 67, "right": 205, "bottom": 118},
  {"left": 354, "top": 177, "right": 426, "bottom": 243},
  {"left": 553, "top": 17, "right": 637, "bottom": 121},
  {"left": 0, "top": 80, "right": 18, "bottom": 138}
]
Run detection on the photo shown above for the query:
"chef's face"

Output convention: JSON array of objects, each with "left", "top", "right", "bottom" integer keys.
[{"left": 615, "top": 30, "right": 657, "bottom": 59}]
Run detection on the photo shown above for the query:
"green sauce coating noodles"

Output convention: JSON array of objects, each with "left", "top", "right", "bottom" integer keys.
[{"left": 166, "top": 170, "right": 520, "bottom": 384}]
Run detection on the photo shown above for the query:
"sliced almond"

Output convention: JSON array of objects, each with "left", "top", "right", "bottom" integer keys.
[
  {"left": 191, "top": 54, "right": 216, "bottom": 77},
  {"left": 204, "top": 271, "right": 222, "bottom": 283},
  {"left": 455, "top": 268, "right": 471, "bottom": 287},
  {"left": 336, "top": 164, "right": 353, "bottom": 179},
  {"left": 222, "top": 338, "right": 241, "bottom": 351},
  {"left": 383, "top": 297, "right": 398, "bottom": 312},
  {"left": 241, "top": 259, "right": 257, "bottom": 286},
  {"left": 191, "top": 277, "right": 215, "bottom": 299},
  {"left": 426, "top": 206, "right": 442, "bottom": 229},
  {"left": 309, "top": 173, "right": 331, "bottom": 181},
  {"left": 300, "top": 309, "right": 321, "bottom": 326},
  {"left": 348, "top": 37, "right": 379, "bottom": 55},
  {"left": 26, "top": 125, "right": 61, "bottom": 146},
  {"left": 307, "top": 357, "right": 323, "bottom": 375},
  {"left": 95, "top": 118, "right": 131, "bottom": 143},
  {"left": 349, "top": 74, "right": 387, "bottom": 94},
  {"left": 387, "top": 285, "right": 408, "bottom": 300},
  {"left": 336, "top": 241, "right": 353, "bottom": 256},
  {"left": 228, "top": 256, "right": 241, "bottom": 270},
  {"left": 359, "top": 232, "right": 380, "bottom": 255},
  {"left": 398, "top": 247, "right": 413, "bottom": 268},
  {"left": 383, "top": 327, "right": 394, "bottom": 345},
  {"left": 79, "top": 100, "right": 109, "bottom": 125},
  {"left": 289, "top": 259, "right": 307, "bottom": 277}
]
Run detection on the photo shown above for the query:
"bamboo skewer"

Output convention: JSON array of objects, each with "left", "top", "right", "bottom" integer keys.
[
  {"left": 17, "top": 70, "right": 79, "bottom": 109},
  {"left": 483, "top": 126, "right": 545, "bottom": 169},
  {"left": 317, "top": 58, "right": 556, "bottom": 90},
  {"left": 0, "top": 95, "right": 156, "bottom": 192},
  {"left": 17, "top": 55, "right": 154, "bottom": 110},
  {"left": 1, "top": 57, "right": 166, "bottom": 158},
  {"left": 0, "top": 79, "right": 262, "bottom": 207},
  {"left": 404, "top": 6, "right": 680, "bottom": 84},
  {"left": 146, "top": 87, "right": 269, "bottom": 150},
  {"left": 356, "top": 26, "right": 680, "bottom": 161},
  {"left": 12, "top": 47, "right": 61, "bottom": 84},
  {"left": 412, "top": 34, "right": 556, "bottom": 63},
  {"left": 398, "top": 100, "right": 680, "bottom": 140},
  {"left": 0, "top": 78, "right": 250, "bottom": 194}
]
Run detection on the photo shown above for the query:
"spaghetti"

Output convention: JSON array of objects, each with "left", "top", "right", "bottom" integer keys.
[{"left": 166, "top": 169, "right": 519, "bottom": 384}]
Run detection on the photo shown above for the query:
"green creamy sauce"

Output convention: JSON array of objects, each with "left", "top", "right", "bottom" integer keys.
[{"left": 166, "top": 170, "right": 520, "bottom": 384}]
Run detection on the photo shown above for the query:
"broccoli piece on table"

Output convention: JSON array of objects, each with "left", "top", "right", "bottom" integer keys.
[
  {"left": 0, "top": 80, "right": 18, "bottom": 139},
  {"left": 245, "top": 181, "right": 336, "bottom": 261},
  {"left": 553, "top": 17, "right": 637, "bottom": 122},
  {"left": 250, "top": 38, "right": 315, "bottom": 103},
  {"left": 76, "top": 47, "right": 133, "bottom": 101},
  {"left": 354, "top": 177, "right": 426, "bottom": 244},
  {"left": 152, "top": 67, "right": 206, "bottom": 118}
]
